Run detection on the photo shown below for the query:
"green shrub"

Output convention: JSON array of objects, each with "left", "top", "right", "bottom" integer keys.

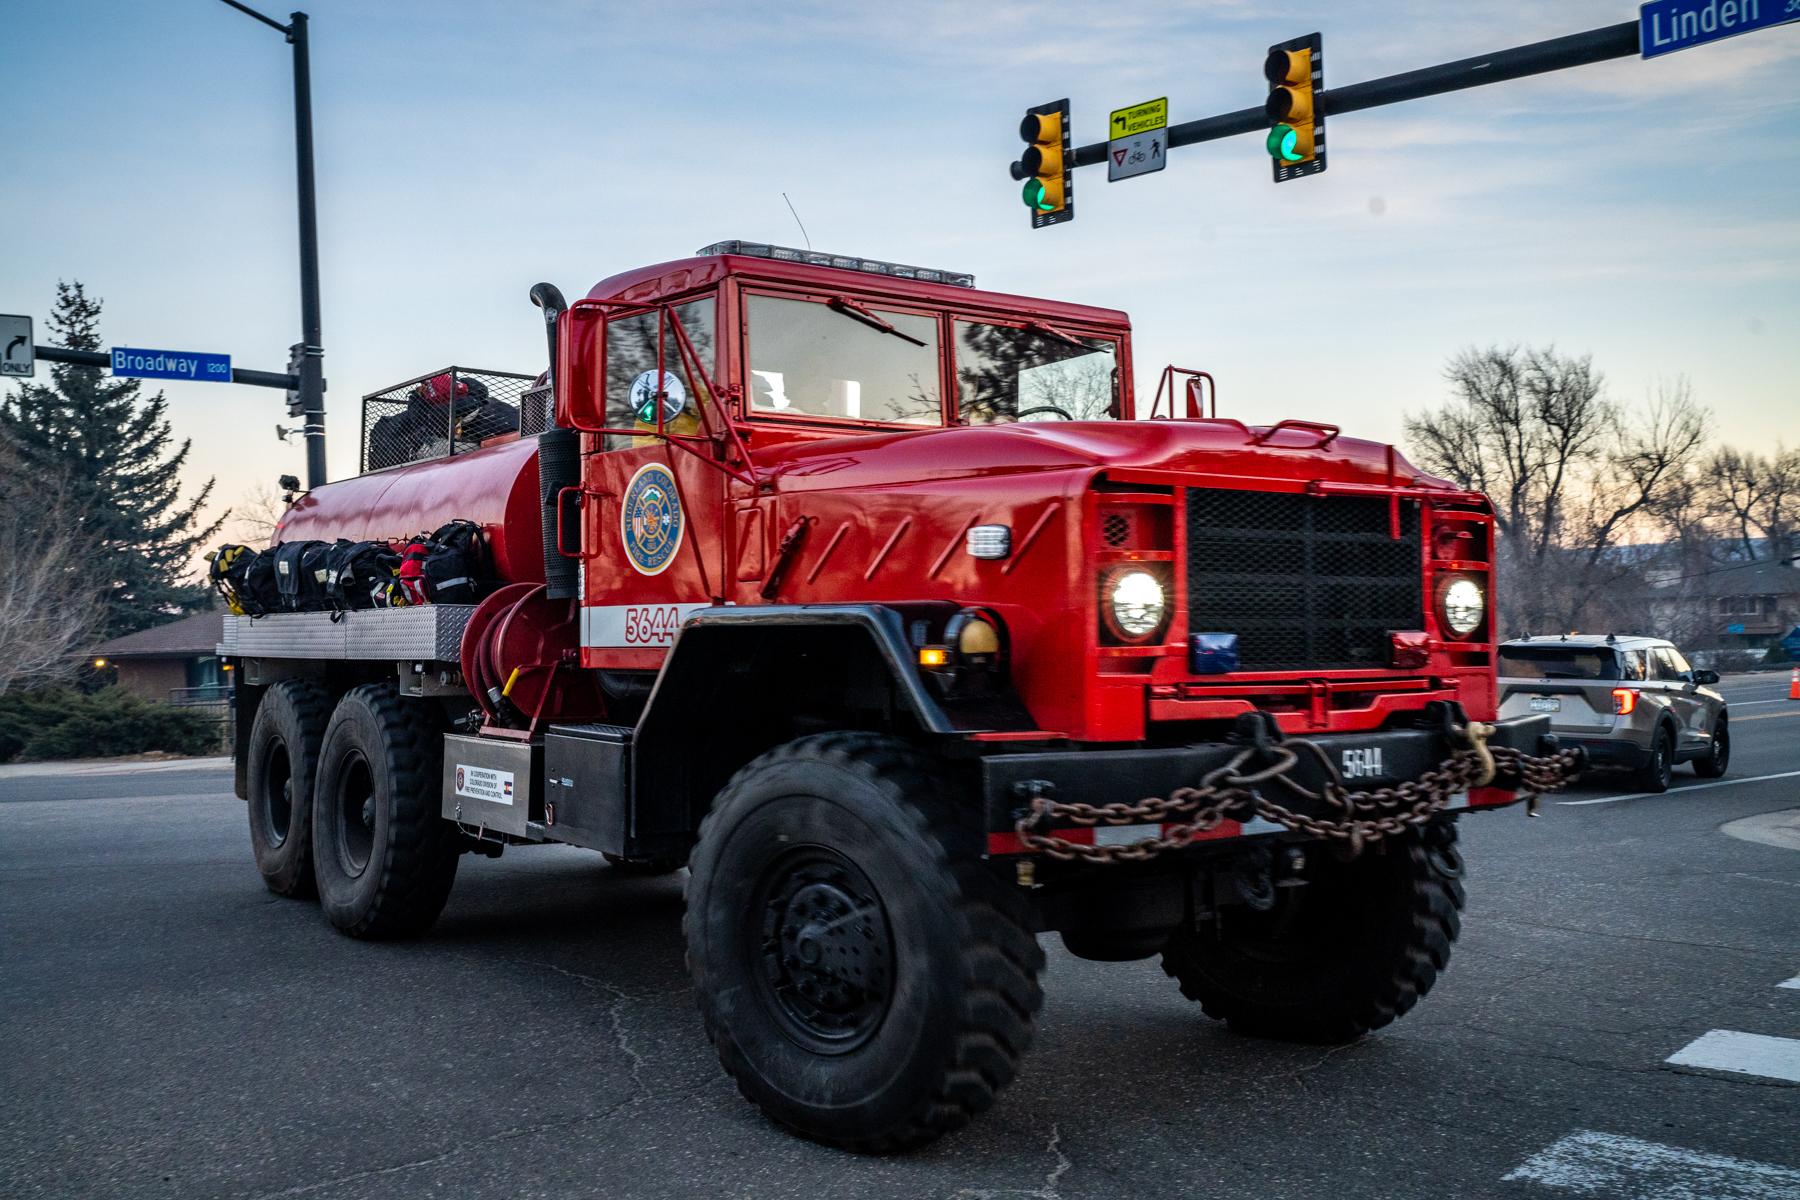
[{"left": 0, "top": 687, "right": 220, "bottom": 762}]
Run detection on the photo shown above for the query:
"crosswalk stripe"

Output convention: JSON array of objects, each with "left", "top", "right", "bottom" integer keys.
[
  {"left": 1503, "top": 1130, "right": 1800, "bottom": 1198},
  {"left": 1666, "top": 1030, "right": 1800, "bottom": 1084}
]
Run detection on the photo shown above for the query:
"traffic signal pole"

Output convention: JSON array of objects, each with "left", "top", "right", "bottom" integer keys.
[
  {"left": 221, "top": 1, "right": 327, "bottom": 489},
  {"left": 1064, "top": 20, "right": 1640, "bottom": 169}
]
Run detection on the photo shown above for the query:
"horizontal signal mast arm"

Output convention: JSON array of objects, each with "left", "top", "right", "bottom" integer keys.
[
  {"left": 32, "top": 344, "right": 299, "bottom": 390},
  {"left": 1070, "top": 20, "right": 1640, "bottom": 168}
]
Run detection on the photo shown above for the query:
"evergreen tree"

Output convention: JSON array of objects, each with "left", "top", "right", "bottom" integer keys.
[{"left": 0, "top": 281, "right": 223, "bottom": 637}]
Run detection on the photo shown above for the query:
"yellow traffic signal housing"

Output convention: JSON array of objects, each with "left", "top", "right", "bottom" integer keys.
[
  {"left": 1013, "top": 99, "right": 1073, "bottom": 228},
  {"left": 1264, "top": 34, "right": 1325, "bottom": 181}
]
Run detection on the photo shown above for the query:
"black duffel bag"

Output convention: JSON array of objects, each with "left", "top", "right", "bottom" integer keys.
[
  {"left": 274, "top": 540, "right": 336, "bottom": 611},
  {"left": 324, "top": 540, "right": 401, "bottom": 612},
  {"left": 421, "top": 519, "right": 490, "bottom": 605}
]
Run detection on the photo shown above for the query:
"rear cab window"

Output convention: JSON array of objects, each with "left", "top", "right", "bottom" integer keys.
[{"left": 1498, "top": 646, "right": 1624, "bottom": 681}]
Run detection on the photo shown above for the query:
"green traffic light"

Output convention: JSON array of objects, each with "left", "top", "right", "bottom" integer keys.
[
  {"left": 1267, "top": 124, "right": 1303, "bottom": 163},
  {"left": 1021, "top": 178, "right": 1054, "bottom": 212}
]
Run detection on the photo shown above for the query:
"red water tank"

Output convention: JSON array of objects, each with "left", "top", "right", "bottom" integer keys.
[{"left": 273, "top": 435, "right": 546, "bottom": 586}]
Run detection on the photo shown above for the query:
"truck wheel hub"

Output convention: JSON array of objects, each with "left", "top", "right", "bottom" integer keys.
[{"left": 755, "top": 852, "right": 894, "bottom": 1052}]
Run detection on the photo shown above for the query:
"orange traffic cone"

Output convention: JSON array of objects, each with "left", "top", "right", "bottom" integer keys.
[{"left": 1790, "top": 667, "right": 1800, "bottom": 700}]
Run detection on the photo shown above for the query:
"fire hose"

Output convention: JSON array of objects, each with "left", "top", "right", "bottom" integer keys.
[{"left": 1011, "top": 722, "right": 1585, "bottom": 865}]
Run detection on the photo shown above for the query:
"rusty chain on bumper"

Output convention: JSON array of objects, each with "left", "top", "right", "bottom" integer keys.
[{"left": 1011, "top": 724, "right": 1585, "bottom": 865}]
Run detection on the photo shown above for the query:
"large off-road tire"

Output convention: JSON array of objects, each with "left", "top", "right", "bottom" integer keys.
[
  {"left": 245, "top": 679, "right": 333, "bottom": 899},
  {"left": 1160, "top": 820, "right": 1465, "bottom": 1044},
  {"left": 1635, "top": 727, "right": 1675, "bottom": 793},
  {"left": 311, "top": 685, "right": 459, "bottom": 939},
  {"left": 684, "top": 732, "right": 1044, "bottom": 1152},
  {"left": 1692, "top": 715, "right": 1729, "bottom": 779}
]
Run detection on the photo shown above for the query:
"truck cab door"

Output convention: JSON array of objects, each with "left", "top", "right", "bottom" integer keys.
[{"left": 559, "top": 295, "right": 727, "bottom": 664}]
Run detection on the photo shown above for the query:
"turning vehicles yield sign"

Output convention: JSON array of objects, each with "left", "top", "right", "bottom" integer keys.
[{"left": 1108, "top": 97, "right": 1168, "bottom": 182}]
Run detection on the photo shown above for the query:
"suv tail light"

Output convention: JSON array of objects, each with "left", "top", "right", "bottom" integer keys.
[{"left": 1611, "top": 688, "right": 1638, "bottom": 715}]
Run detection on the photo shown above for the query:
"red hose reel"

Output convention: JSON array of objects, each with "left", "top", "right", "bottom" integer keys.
[{"left": 460, "top": 584, "right": 604, "bottom": 729}]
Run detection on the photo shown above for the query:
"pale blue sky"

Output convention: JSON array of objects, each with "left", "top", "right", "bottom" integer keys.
[{"left": 3, "top": 0, "right": 1797, "bottom": 535}]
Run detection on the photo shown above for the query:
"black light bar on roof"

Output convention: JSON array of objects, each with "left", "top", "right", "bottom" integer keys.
[{"left": 696, "top": 240, "right": 976, "bottom": 288}]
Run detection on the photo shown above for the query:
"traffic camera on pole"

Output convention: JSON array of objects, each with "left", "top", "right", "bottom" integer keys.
[
  {"left": 1012, "top": 100, "right": 1073, "bottom": 228},
  {"left": 1265, "top": 34, "right": 1325, "bottom": 182}
]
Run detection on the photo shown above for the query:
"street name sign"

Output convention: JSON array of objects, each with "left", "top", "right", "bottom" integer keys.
[
  {"left": 1, "top": 314, "right": 31, "bottom": 378},
  {"left": 110, "top": 346, "right": 232, "bottom": 383},
  {"left": 1108, "top": 97, "right": 1168, "bottom": 182},
  {"left": 1640, "top": 0, "right": 1800, "bottom": 58}
]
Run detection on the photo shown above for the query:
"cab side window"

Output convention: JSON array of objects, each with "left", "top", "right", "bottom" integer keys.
[{"left": 603, "top": 297, "right": 716, "bottom": 449}]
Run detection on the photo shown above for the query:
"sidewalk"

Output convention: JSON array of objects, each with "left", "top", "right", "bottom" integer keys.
[{"left": 0, "top": 755, "right": 232, "bottom": 781}]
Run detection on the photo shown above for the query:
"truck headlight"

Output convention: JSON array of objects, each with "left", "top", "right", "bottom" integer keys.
[
  {"left": 1105, "top": 568, "right": 1167, "bottom": 642},
  {"left": 1439, "top": 576, "right": 1485, "bottom": 637}
]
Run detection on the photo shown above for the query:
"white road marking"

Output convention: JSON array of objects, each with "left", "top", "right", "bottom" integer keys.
[
  {"left": 1504, "top": 1130, "right": 1800, "bottom": 1198},
  {"left": 1779, "top": 977, "right": 1800, "bottom": 990},
  {"left": 1559, "top": 769, "right": 1800, "bottom": 806},
  {"left": 1732, "top": 699, "right": 1796, "bottom": 707},
  {"left": 1666, "top": 1030, "right": 1800, "bottom": 1084}
]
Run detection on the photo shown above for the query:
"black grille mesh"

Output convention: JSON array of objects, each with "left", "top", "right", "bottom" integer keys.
[
  {"left": 1186, "top": 488, "right": 1422, "bottom": 670},
  {"left": 360, "top": 367, "right": 537, "bottom": 473}
]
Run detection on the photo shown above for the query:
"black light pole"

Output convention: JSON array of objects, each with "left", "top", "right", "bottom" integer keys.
[{"left": 220, "top": 1, "right": 327, "bottom": 489}]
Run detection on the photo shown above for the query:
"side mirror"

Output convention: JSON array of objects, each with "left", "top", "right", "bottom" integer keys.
[
  {"left": 554, "top": 306, "right": 608, "bottom": 432},
  {"left": 1692, "top": 669, "right": 1719, "bottom": 686}
]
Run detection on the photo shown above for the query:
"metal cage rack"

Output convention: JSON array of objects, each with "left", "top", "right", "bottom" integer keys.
[{"left": 359, "top": 366, "right": 545, "bottom": 474}]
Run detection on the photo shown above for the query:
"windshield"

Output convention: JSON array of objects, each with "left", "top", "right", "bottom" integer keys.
[
  {"left": 745, "top": 293, "right": 942, "bottom": 425},
  {"left": 955, "top": 321, "right": 1118, "bottom": 423}
]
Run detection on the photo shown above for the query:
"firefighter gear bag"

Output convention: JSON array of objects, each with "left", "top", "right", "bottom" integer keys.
[
  {"left": 243, "top": 549, "right": 282, "bottom": 616},
  {"left": 274, "top": 540, "right": 335, "bottom": 611},
  {"left": 396, "top": 538, "right": 430, "bottom": 606},
  {"left": 205, "top": 544, "right": 259, "bottom": 616},
  {"left": 421, "top": 519, "right": 489, "bottom": 605},
  {"left": 324, "top": 540, "right": 401, "bottom": 612}
]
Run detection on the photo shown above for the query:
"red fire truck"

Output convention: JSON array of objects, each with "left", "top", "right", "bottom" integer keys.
[{"left": 223, "top": 240, "right": 1576, "bottom": 1150}]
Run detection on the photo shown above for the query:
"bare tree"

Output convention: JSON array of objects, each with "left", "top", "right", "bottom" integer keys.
[
  {"left": 0, "top": 442, "right": 102, "bottom": 696},
  {"left": 230, "top": 482, "right": 290, "bottom": 546},
  {"left": 1704, "top": 444, "right": 1799, "bottom": 563},
  {"left": 1405, "top": 349, "right": 1710, "bottom": 635}
]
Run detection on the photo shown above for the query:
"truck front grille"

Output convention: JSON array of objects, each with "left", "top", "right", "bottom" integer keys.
[{"left": 1185, "top": 488, "right": 1422, "bottom": 671}]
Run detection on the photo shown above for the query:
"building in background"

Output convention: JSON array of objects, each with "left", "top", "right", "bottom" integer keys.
[{"left": 89, "top": 611, "right": 228, "bottom": 703}]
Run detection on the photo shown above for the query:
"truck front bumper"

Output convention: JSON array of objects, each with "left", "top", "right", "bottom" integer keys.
[{"left": 980, "top": 711, "right": 1564, "bottom": 856}]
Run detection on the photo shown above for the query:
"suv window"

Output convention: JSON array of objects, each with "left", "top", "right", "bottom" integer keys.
[
  {"left": 1650, "top": 646, "right": 1691, "bottom": 682},
  {"left": 1617, "top": 649, "right": 1648, "bottom": 681},
  {"left": 1498, "top": 646, "right": 1621, "bottom": 681},
  {"left": 745, "top": 293, "right": 942, "bottom": 426},
  {"left": 955, "top": 321, "right": 1118, "bottom": 424}
]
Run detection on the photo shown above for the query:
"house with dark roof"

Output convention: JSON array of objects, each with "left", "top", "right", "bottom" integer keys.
[{"left": 88, "top": 611, "right": 229, "bottom": 703}]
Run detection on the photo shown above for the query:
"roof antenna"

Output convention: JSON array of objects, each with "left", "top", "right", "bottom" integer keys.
[{"left": 782, "top": 192, "right": 812, "bottom": 251}]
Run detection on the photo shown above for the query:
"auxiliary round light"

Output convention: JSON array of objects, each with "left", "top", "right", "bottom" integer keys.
[
  {"left": 1440, "top": 577, "right": 1486, "bottom": 637},
  {"left": 1107, "top": 569, "right": 1167, "bottom": 641}
]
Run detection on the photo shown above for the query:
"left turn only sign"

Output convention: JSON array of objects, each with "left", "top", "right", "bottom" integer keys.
[{"left": 1, "top": 314, "right": 32, "bottom": 378}]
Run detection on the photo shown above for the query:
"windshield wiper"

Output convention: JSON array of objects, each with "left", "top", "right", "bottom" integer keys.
[
  {"left": 827, "top": 296, "right": 927, "bottom": 347},
  {"left": 1024, "top": 319, "right": 1087, "bottom": 349}
]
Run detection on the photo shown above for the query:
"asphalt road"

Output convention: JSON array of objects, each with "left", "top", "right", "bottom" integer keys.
[{"left": 3, "top": 675, "right": 1796, "bottom": 1199}]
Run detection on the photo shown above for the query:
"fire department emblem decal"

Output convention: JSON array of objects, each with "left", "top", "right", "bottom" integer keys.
[{"left": 621, "top": 462, "right": 683, "bottom": 576}]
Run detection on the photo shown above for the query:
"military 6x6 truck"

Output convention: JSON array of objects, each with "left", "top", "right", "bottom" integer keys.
[{"left": 223, "top": 240, "right": 1578, "bottom": 1150}]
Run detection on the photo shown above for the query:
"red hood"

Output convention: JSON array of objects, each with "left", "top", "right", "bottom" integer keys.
[{"left": 753, "top": 419, "right": 1452, "bottom": 495}]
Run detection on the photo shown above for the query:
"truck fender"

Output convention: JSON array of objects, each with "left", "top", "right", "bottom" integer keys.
[{"left": 626, "top": 604, "right": 1032, "bottom": 848}]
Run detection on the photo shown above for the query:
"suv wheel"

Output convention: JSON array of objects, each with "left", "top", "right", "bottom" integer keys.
[
  {"left": 1693, "top": 716, "right": 1729, "bottom": 779},
  {"left": 1635, "top": 728, "right": 1674, "bottom": 794}
]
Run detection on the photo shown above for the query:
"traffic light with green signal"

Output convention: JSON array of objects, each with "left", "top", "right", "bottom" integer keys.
[
  {"left": 1012, "top": 100, "right": 1073, "bottom": 228},
  {"left": 1265, "top": 34, "right": 1325, "bottom": 182}
]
